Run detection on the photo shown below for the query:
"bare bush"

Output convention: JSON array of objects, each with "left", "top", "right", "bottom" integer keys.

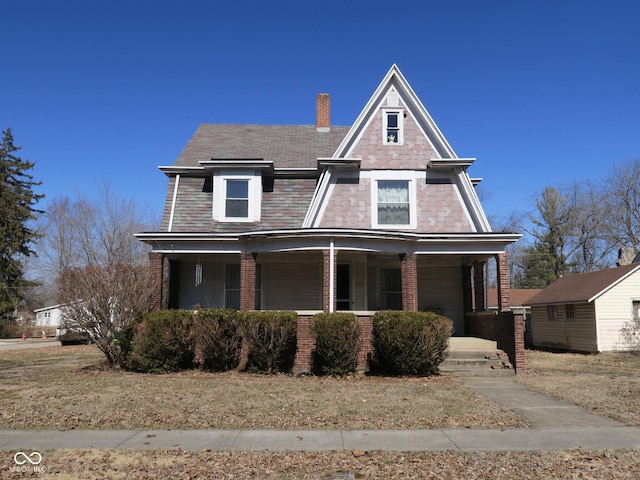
[{"left": 58, "top": 263, "right": 153, "bottom": 366}]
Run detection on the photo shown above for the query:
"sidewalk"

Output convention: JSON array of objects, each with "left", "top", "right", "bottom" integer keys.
[{"left": 1, "top": 376, "right": 639, "bottom": 452}]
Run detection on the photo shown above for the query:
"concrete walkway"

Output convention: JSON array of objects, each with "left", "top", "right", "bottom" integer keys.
[{"left": 1, "top": 376, "right": 639, "bottom": 452}]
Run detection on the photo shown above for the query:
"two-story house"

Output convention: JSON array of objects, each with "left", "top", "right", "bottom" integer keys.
[{"left": 136, "top": 65, "right": 522, "bottom": 366}]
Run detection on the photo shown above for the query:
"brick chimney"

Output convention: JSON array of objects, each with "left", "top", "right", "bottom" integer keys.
[{"left": 316, "top": 93, "right": 330, "bottom": 132}]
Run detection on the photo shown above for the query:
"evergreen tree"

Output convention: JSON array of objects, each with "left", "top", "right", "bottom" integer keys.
[{"left": 0, "top": 129, "right": 44, "bottom": 316}]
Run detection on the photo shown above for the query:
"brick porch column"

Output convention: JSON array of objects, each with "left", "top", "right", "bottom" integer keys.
[
  {"left": 473, "top": 261, "right": 485, "bottom": 312},
  {"left": 496, "top": 252, "right": 511, "bottom": 312},
  {"left": 148, "top": 251, "right": 164, "bottom": 311},
  {"left": 400, "top": 253, "right": 418, "bottom": 311},
  {"left": 240, "top": 252, "right": 257, "bottom": 311}
]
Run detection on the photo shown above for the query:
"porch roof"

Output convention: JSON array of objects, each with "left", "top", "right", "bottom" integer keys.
[{"left": 136, "top": 228, "right": 520, "bottom": 256}]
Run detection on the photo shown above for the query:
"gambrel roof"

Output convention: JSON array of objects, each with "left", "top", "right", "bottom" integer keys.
[{"left": 526, "top": 263, "right": 640, "bottom": 306}]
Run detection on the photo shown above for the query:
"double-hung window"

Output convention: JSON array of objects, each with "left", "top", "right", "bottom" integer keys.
[
  {"left": 377, "top": 180, "right": 410, "bottom": 225},
  {"left": 371, "top": 173, "right": 417, "bottom": 229},
  {"left": 225, "top": 179, "right": 249, "bottom": 218},
  {"left": 213, "top": 173, "right": 261, "bottom": 222}
]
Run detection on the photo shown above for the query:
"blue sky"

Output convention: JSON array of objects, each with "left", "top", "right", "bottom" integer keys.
[{"left": 3, "top": 0, "right": 639, "bottom": 229}]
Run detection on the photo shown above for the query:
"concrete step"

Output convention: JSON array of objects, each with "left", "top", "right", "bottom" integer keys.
[
  {"left": 448, "top": 337, "right": 497, "bottom": 350},
  {"left": 441, "top": 337, "right": 514, "bottom": 376}
]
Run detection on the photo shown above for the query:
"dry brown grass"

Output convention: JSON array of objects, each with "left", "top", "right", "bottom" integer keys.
[
  {"left": 0, "top": 345, "right": 527, "bottom": 430},
  {"left": 2, "top": 345, "right": 640, "bottom": 478},
  {"left": 2, "top": 449, "right": 640, "bottom": 479},
  {"left": 517, "top": 350, "right": 640, "bottom": 425}
]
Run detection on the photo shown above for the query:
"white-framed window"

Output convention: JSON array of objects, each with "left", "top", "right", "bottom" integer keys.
[
  {"left": 370, "top": 172, "right": 417, "bottom": 229},
  {"left": 213, "top": 172, "right": 261, "bottom": 222},
  {"left": 633, "top": 300, "right": 640, "bottom": 322},
  {"left": 225, "top": 179, "right": 249, "bottom": 218},
  {"left": 383, "top": 109, "right": 403, "bottom": 145}
]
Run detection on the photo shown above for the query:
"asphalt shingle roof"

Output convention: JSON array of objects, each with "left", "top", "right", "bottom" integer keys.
[
  {"left": 174, "top": 124, "right": 350, "bottom": 169},
  {"left": 526, "top": 263, "right": 640, "bottom": 305}
]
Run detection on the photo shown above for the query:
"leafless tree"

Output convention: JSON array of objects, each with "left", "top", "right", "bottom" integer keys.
[
  {"left": 36, "top": 181, "right": 158, "bottom": 366},
  {"left": 602, "top": 158, "right": 640, "bottom": 253}
]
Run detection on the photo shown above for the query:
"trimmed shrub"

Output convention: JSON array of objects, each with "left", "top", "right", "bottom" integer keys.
[
  {"left": 127, "top": 310, "right": 195, "bottom": 373},
  {"left": 240, "top": 311, "right": 297, "bottom": 373},
  {"left": 311, "top": 312, "right": 361, "bottom": 376},
  {"left": 371, "top": 310, "right": 453, "bottom": 376},
  {"left": 193, "top": 309, "right": 242, "bottom": 371}
]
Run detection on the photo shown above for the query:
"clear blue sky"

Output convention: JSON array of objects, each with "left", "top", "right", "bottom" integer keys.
[{"left": 3, "top": 0, "right": 639, "bottom": 228}]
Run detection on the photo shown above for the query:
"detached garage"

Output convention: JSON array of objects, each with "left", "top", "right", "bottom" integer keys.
[{"left": 527, "top": 262, "right": 640, "bottom": 352}]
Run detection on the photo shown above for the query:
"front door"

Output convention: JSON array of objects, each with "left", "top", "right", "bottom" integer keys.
[{"left": 336, "top": 264, "right": 351, "bottom": 310}]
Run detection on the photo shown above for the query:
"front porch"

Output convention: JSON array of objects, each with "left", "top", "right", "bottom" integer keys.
[
  {"left": 144, "top": 230, "right": 523, "bottom": 372},
  {"left": 149, "top": 249, "right": 514, "bottom": 338}
]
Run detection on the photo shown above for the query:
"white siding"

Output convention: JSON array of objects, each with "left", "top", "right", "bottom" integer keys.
[
  {"left": 594, "top": 270, "right": 640, "bottom": 351},
  {"left": 530, "top": 303, "right": 598, "bottom": 352},
  {"left": 35, "top": 307, "right": 63, "bottom": 327}
]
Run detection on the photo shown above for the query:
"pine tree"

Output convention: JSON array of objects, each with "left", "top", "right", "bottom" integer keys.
[{"left": 0, "top": 128, "right": 44, "bottom": 316}]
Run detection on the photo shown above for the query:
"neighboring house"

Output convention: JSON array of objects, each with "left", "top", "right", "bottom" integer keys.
[
  {"left": 526, "top": 262, "right": 640, "bottom": 352},
  {"left": 486, "top": 288, "right": 542, "bottom": 346},
  {"left": 136, "top": 65, "right": 521, "bottom": 337},
  {"left": 486, "top": 289, "right": 542, "bottom": 314},
  {"left": 33, "top": 304, "right": 64, "bottom": 328}
]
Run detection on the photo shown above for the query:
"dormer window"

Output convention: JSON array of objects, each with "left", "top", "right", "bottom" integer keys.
[
  {"left": 225, "top": 180, "right": 249, "bottom": 218},
  {"left": 383, "top": 110, "right": 403, "bottom": 144},
  {"left": 213, "top": 172, "right": 261, "bottom": 222}
]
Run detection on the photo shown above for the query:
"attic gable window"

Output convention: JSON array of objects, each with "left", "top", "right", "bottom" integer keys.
[{"left": 383, "top": 109, "right": 403, "bottom": 144}]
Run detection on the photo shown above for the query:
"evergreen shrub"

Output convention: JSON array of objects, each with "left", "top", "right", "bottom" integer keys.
[
  {"left": 127, "top": 310, "right": 194, "bottom": 373},
  {"left": 193, "top": 309, "right": 242, "bottom": 371},
  {"left": 240, "top": 311, "right": 297, "bottom": 373},
  {"left": 311, "top": 312, "right": 361, "bottom": 376},
  {"left": 371, "top": 310, "right": 453, "bottom": 376}
]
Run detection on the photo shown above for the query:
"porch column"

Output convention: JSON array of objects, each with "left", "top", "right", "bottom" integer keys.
[
  {"left": 462, "top": 265, "right": 473, "bottom": 313},
  {"left": 240, "top": 252, "right": 257, "bottom": 311},
  {"left": 322, "top": 248, "right": 337, "bottom": 312},
  {"left": 400, "top": 253, "right": 418, "bottom": 311},
  {"left": 473, "top": 261, "right": 486, "bottom": 312},
  {"left": 496, "top": 252, "right": 511, "bottom": 312},
  {"left": 149, "top": 251, "right": 164, "bottom": 311}
]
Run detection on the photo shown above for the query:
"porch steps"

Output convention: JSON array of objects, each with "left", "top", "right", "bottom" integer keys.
[{"left": 440, "top": 337, "right": 514, "bottom": 376}]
